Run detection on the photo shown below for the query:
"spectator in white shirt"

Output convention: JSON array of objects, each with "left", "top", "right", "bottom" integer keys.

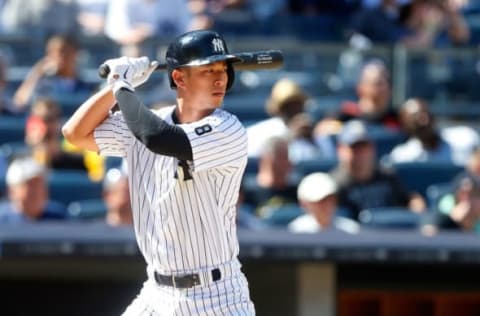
[
  {"left": 247, "top": 78, "right": 326, "bottom": 162},
  {"left": 289, "top": 172, "right": 359, "bottom": 234},
  {"left": 387, "top": 98, "right": 479, "bottom": 166}
]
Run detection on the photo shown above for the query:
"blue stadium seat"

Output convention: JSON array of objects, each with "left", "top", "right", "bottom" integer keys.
[
  {"left": 262, "top": 204, "right": 304, "bottom": 227},
  {"left": 294, "top": 158, "right": 338, "bottom": 176},
  {"left": 55, "top": 92, "right": 94, "bottom": 117},
  {"left": 67, "top": 198, "right": 107, "bottom": 220},
  {"left": 48, "top": 170, "right": 102, "bottom": 205},
  {"left": 0, "top": 117, "right": 26, "bottom": 145},
  {"left": 391, "top": 162, "right": 462, "bottom": 198},
  {"left": 245, "top": 157, "right": 338, "bottom": 177},
  {"left": 358, "top": 207, "right": 422, "bottom": 229},
  {"left": 245, "top": 157, "right": 259, "bottom": 175},
  {"left": 369, "top": 129, "right": 407, "bottom": 160}
]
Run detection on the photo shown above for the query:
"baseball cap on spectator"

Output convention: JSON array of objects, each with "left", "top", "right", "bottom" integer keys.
[
  {"left": 6, "top": 156, "right": 46, "bottom": 186},
  {"left": 266, "top": 78, "right": 308, "bottom": 116},
  {"left": 297, "top": 172, "right": 337, "bottom": 202},
  {"left": 338, "top": 120, "right": 371, "bottom": 146}
]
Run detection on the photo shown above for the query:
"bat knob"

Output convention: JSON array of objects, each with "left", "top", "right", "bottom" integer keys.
[{"left": 98, "top": 64, "right": 110, "bottom": 79}]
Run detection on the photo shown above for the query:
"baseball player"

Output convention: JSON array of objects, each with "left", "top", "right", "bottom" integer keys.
[{"left": 62, "top": 30, "right": 255, "bottom": 315}]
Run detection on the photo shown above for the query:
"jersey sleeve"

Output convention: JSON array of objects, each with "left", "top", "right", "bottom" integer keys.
[
  {"left": 179, "top": 111, "right": 247, "bottom": 172},
  {"left": 93, "top": 111, "right": 134, "bottom": 157}
]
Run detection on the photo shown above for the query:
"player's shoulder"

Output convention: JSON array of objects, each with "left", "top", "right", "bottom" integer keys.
[
  {"left": 211, "top": 108, "right": 240, "bottom": 123},
  {"left": 198, "top": 108, "right": 244, "bottom": 130}
]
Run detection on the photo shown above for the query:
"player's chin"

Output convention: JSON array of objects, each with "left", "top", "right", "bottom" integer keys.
[{"left": 211, "top": 93, "right": 225, "bottom": 106}]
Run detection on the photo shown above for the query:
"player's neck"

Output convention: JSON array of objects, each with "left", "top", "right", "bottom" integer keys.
[{"left": 175, "top": 99, "right": 215, "bottom": 123}]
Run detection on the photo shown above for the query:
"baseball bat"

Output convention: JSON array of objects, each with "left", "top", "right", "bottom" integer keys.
[{"left": 98, "top": 50, "right": 283, "bottom": 78}]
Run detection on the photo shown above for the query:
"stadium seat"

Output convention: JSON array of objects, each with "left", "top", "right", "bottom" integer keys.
[
  {"left": 391, "top": 162, "right": 462, "bottom": 198},
  {"left": 261, "top": 204, "right": 304, "bottom": 227},
  {"left": 48, "top": 170, "right": 102, "bottom": 205},
  {"left": 369, "top": 129, "right": 407, "bottom": 160},
  {"left": 67, "top": 199, "right": 107, "bottom": 220},
  {"left": 245, "top": 157, "right": 259, "bottom": 175},
  {"left": 358, "top": 207, "right": 422, "bottom": 229},
  {"left": 0, "top": 117, "right": 26, "bottom": 145},
  {"left": 294, "top": 158, "right": 338, "bottom": 176}
]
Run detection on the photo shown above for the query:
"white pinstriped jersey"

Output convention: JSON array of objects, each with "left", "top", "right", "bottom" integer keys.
[{"left": 94, "top": 106, "right": 247, "bottom": 274}]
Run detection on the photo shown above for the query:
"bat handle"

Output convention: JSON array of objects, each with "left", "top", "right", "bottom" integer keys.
[{"left": 98, "top": 64, "right": 110, "bottom": 79}]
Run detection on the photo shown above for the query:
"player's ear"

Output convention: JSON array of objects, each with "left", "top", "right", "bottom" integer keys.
[{"left": 172, "top": 69, "right": 186, "bottom": 89}]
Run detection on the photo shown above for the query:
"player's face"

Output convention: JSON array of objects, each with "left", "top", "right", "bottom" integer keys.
[{"left": 182, "top": 61, "right": 228, "bottom": 109}]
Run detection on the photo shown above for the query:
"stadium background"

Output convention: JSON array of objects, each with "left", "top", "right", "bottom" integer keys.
[{"left": 2, "top": 1, "right": 480, "bottom": 315}]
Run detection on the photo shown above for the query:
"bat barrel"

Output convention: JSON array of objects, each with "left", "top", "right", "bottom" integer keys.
[
  {"left": 233, "top": 50, "right": 283, "bottom": 70},
  {"left": 98, "top": 50, "right": 283, "bottom": 78}
]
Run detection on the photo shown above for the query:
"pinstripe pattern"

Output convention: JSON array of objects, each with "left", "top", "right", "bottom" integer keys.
[{"left": 95, "top": 106, "right": 254, "bottom": 315}]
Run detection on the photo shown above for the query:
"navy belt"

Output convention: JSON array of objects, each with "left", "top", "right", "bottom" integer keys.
[{"left": 154, "top": 268, "right": 221, "bottom": 288}]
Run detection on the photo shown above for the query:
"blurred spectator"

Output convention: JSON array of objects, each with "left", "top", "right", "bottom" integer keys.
[
  {"left": 0, "top": 156, "right": 66, "bottom": 224},
  {"left": 25, "top": 98, "right": 104, "bottom": 180},
  {"left": 331, "top": 120, "right": 426, "bottom": 219},
  {"left": 13, "top": 34, "right": 96, "bottom": 110},
  {"left": 422, "top": 172, "right": 480, "bottom": 234},
  {"left": 189, "top": 0, "right": 247, "bottom": 15},
  {"left": 288, "top": 172, "right": 360, "bottom": 234},
  {"left": 400, "top": 0, "right": 470, "bottom": 48},
  {"left": 0, "top": 54, "right": 19, "bottom": 116},
  {"left": 422, "top": 147, "right": 480, "bottom": 234},
  {"left": 348, "top": 0, "right": 408, "bottom": 44},
  {"left": 0, "top": 0, "right": 78, "bottom": 37},
  {"left": 316, "top": 59, "right": 401, "bottom": 137},
  {"left": 349, "top": 0, "right": 470, "bottom": 47},
  {"left": 247, "top": 78, "right": 326, "bottom": 162},
  {"left": 76, "top": 0, "right": 108, "bottom": 36},
  {"left": 103, "top": 166, "right": 132, "bottom": 226},
  {"left": 287, "top": 0, "right": 360, "bottom": 15},
  {"left": 104, "top": 0, "right": 210, "bottom": 56},
  {"left": 387, "top": 98, "right": 479, "bottom": 165},
  {"left": 242, "top": 137, "right": 298, "bottom": 218}
]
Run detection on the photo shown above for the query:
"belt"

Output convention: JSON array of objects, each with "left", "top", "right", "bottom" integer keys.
[{"left": 154, "top": 268, "right": 222, "bottom": 289}]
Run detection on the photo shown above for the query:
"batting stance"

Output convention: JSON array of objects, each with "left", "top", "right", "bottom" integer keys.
[{"left": 63, "top": 30, "right": 255, "bottom": 315}]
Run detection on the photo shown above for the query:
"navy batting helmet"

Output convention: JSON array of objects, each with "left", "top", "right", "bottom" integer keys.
[{"left": 165, "top": 30, "right": 240, "bottom": 90}]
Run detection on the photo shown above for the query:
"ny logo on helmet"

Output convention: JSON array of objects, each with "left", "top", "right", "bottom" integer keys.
[{"left": 212, "top": 38, "right": 225, "bottom": 53}]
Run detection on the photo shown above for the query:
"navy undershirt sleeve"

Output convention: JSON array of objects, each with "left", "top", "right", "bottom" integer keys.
[{"left": 114, "top": 88, "right": 193, "bottom": 161}]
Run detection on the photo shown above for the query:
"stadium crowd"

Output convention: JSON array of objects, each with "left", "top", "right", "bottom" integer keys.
[{"left": 2, "top": 0, "right": 480, "bottom": 235}]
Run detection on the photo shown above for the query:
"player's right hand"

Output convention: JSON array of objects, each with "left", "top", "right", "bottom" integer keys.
[{"left": 104, "top": 56, "right": 156, "bottom": 93}]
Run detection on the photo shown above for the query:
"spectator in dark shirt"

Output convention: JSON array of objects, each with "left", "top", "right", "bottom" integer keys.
[
  {"left": 315, "top": 59, "right": 401, "bottom": 142},
  {"left": 0, "top": 156, "right": 66, "bottom": 224},
  {"left": 330, "top": 120, "right": 425, "bottom": 219}
]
